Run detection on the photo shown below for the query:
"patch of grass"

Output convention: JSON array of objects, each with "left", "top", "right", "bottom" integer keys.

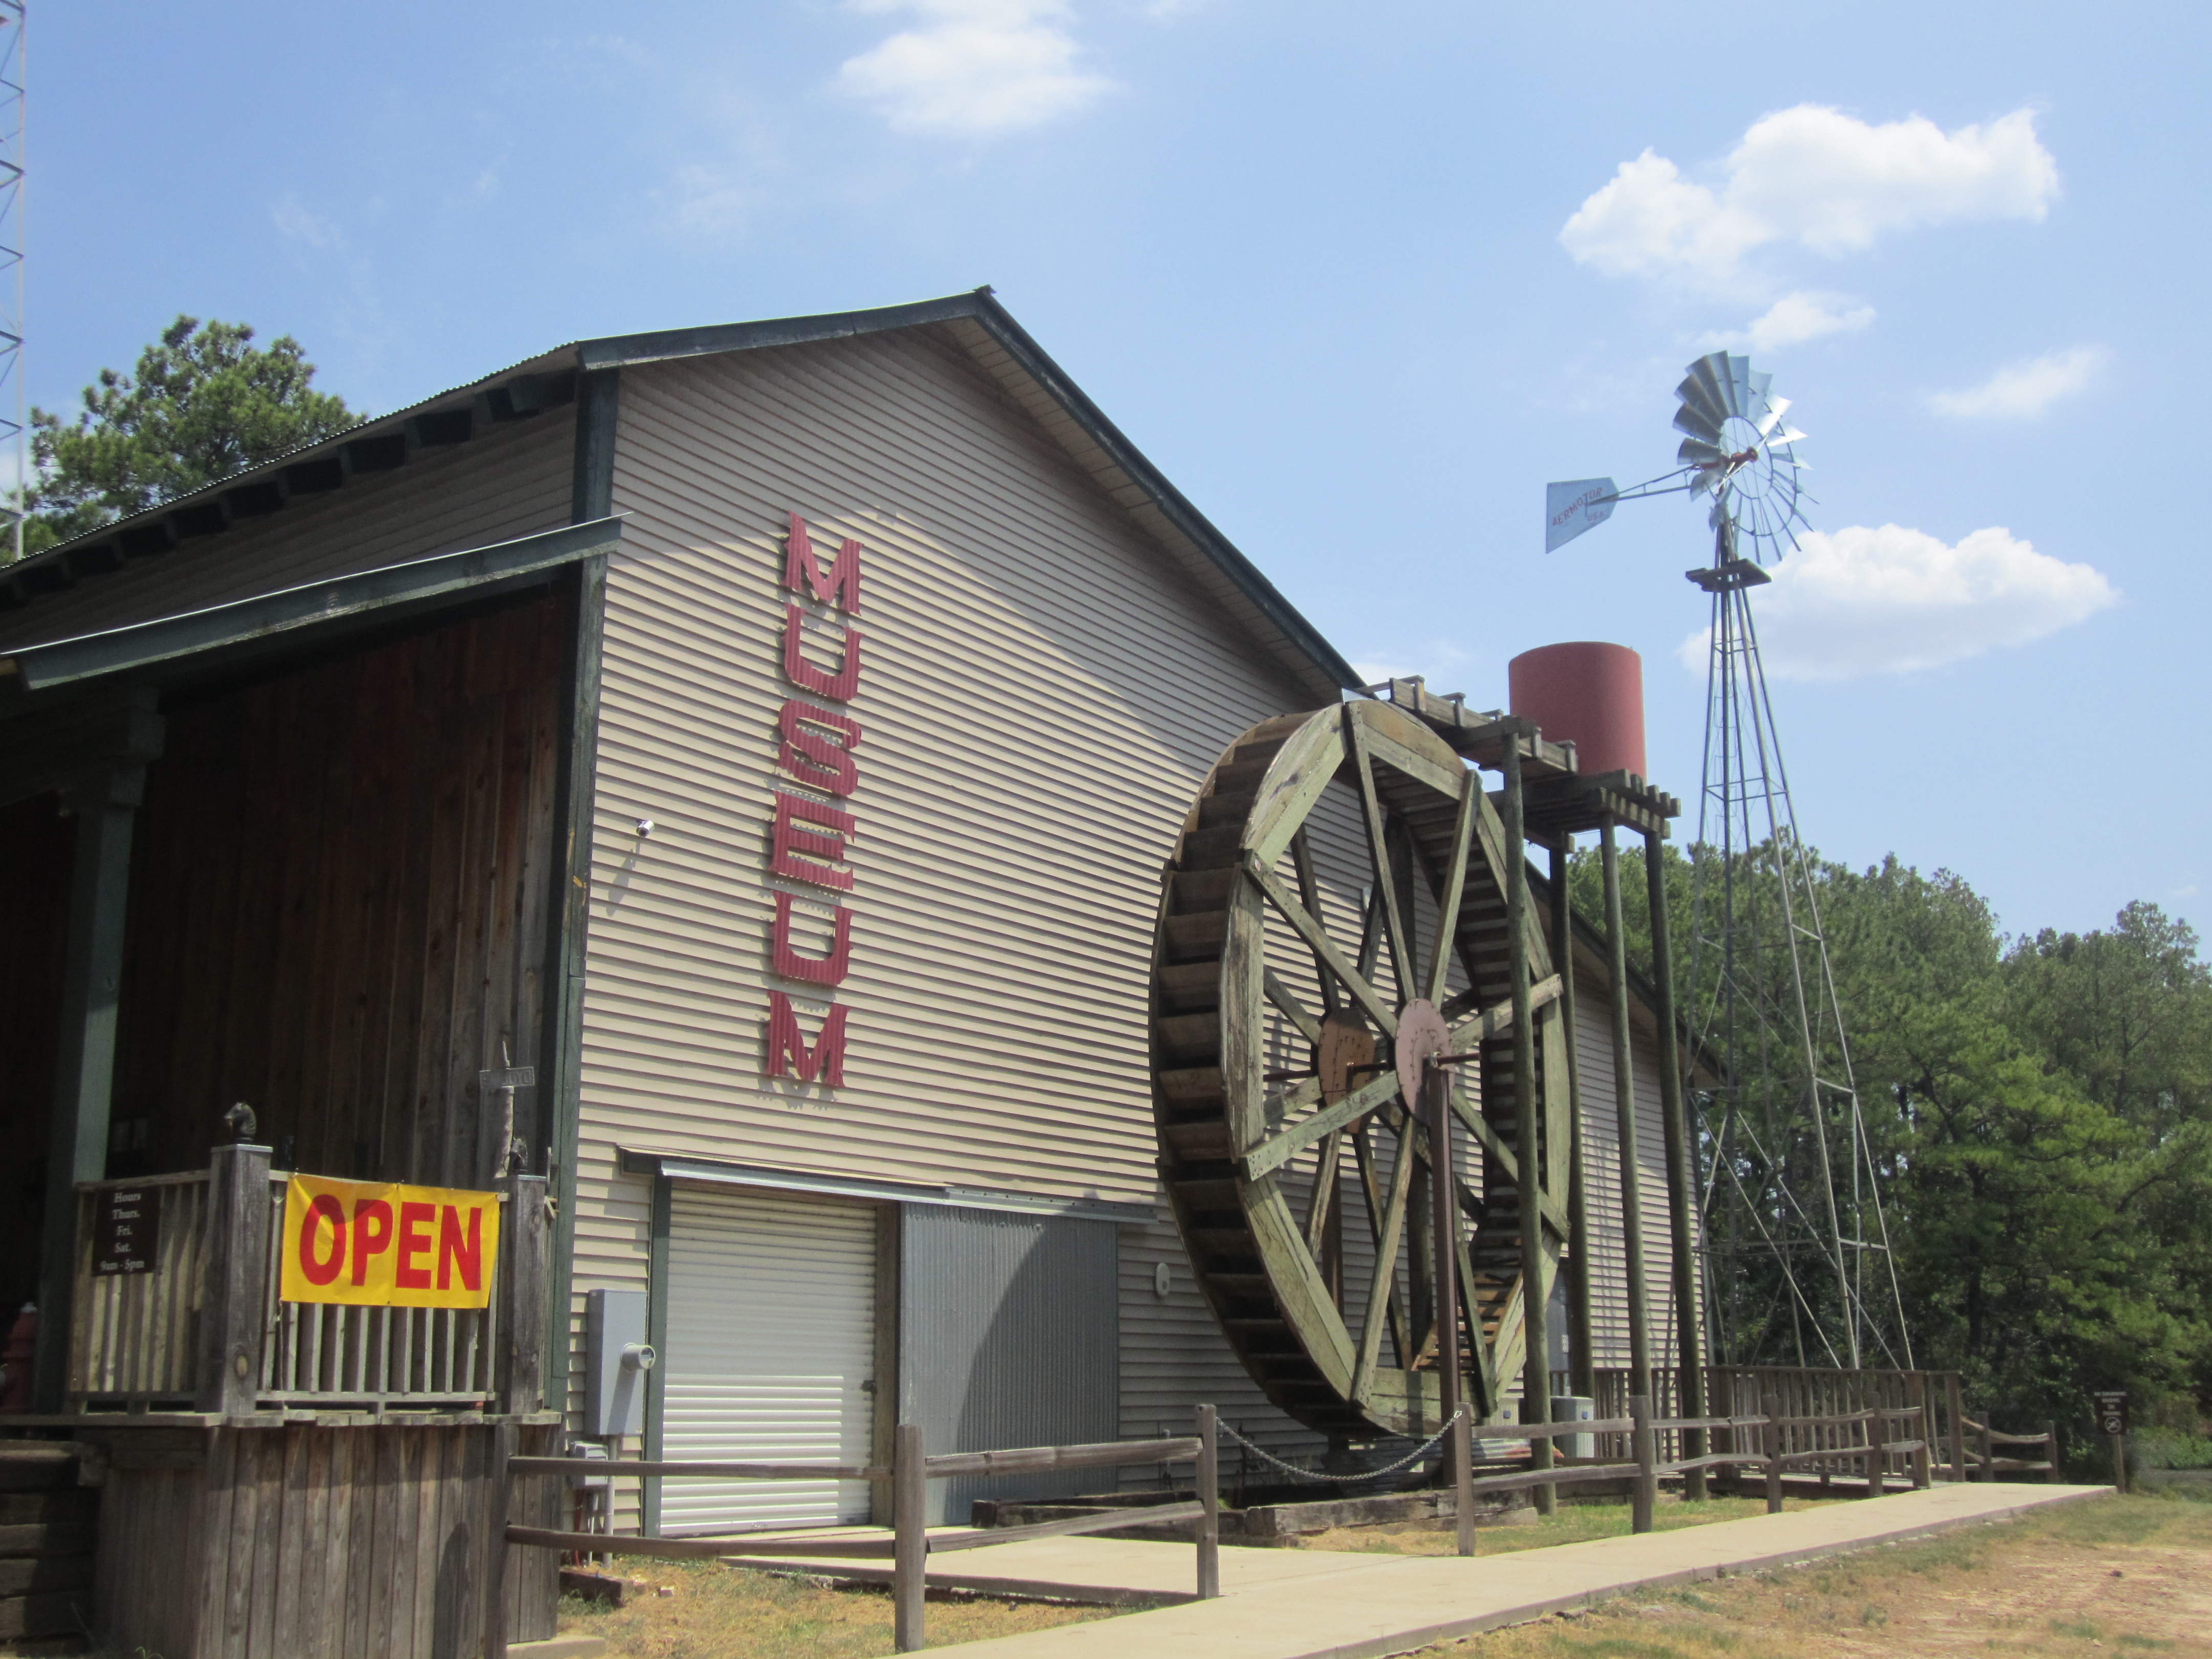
[
  {"left": 555, "top": 1559, "right": 1113, "bottom": 1657},
  {"left": 2050, "top": 1617, "right": 2101, "bottom": 1639},
  {"left": 2116, "top": 1635, "right": 2175, "bottom": 1651}
]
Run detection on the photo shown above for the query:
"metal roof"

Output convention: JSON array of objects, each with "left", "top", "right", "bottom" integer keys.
[{"left": 2, "top": 289, "right": 1360, "bottom": 700}]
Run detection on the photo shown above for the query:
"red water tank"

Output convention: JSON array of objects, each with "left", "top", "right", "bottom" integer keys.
[{"left": 1508, "top": 642, "right": 1647, "bottom": 780}]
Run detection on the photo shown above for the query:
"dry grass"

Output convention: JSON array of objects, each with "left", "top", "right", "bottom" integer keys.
[
  {"left": 554, "top": 1558, "right": 1115, "bottom": 1657},
  {"left": 1298, "top": 1494, "right": 1839, "bottom": 1556},
  {"left": 1426, "top": 1494, "right": 2212, "bottom": 1657}
]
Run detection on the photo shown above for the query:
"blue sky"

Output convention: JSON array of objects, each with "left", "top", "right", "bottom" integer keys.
[{"left": 37, "top": 2, "right": 2211, "bottom": 942}]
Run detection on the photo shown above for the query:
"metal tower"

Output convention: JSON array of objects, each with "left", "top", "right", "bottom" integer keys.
[
  {"left": 1683, "top": 521, "right": 1909, "bottom": 1372},
  {"left": 0, "top": 2, "right": 22, "bottom": 562}
]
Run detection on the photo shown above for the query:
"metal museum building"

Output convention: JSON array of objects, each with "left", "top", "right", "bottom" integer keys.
[{"left": 0, "top": 290, "right": 1697, "bottom": 1651}]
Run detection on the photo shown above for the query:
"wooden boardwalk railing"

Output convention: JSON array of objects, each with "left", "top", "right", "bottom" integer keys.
[{"left": 496, "top": 1406, "right": 1224, "bottom": 1654}]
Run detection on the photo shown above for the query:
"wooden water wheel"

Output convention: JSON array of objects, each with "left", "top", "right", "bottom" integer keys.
[{"left": 1150, "top": 699, "right": 1573, "bottom": 1440}]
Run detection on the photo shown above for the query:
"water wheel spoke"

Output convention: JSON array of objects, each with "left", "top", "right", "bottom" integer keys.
[
  {"left": 1288, "top": 828, "right": 1342, "bottom": 1020},
  {"left": 1349, "top": 1122, "right": 1412, "bottom": 1370},
  {"left": 1244, "top": 855, "right": 1397, "bottom": 1038},
  {"left": 1352, "top": 1112, "right": 1421, "bottom": 1401},
  {"left": 1344, "top": 709, "right": 1415, "bottom": 1006},
  {"left": 1262, "top": 966, "right": 1324, "bottom": 1047},
  {"left": 1303, "top": 1128, "right": 1342, "bottom": 1251},
  {"left": 1426, "top": 770, "right": 1479, "bottom": 1006}
]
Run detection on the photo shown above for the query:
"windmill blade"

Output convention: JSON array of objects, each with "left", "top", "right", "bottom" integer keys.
[
  {"left": 1726, "top": 354, "right": 1754, "bottom": 414},
  {"left": 1674, "top": 404, "right": 1724, "bottom": 444},
  {"left": 1676, "top": 437, "right": 1728, "bottom": 466},
  {"left": 1677, "top": 373, "right": 1727, "bottom": 433},
  {"left": 1754, "top": 396, "right": 1791, "bottom": 436},
  {"left": 1748, "top": 369, "right": 1772, "bottom": 402},
  {"left": 1688, "top": 354, "right": 1733, "bottom": 421},
  {"left": 1545, "top": 478, "right": 1618, "bottom": 552}
]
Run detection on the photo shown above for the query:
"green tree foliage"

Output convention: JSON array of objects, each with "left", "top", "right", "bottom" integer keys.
[
  {"left": 1571, "top": 840, "right": 2212, "bottom": 1437},
  {"left": 18, "top": 315, "right": 355, "bottom": 557}
]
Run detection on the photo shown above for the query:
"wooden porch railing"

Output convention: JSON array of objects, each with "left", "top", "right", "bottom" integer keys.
[{"left": 65, "top": 1142, "right": 546, "bottom": 1415}]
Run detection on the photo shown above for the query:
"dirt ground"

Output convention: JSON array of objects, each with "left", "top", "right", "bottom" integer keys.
[{"left": 1436, "top": 1494, "right": 2212, "bottom": 1658}]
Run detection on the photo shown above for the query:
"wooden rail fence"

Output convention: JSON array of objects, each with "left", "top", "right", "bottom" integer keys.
[{"left": 496, "top": 1406, "right": 1224, "bottom": 1654}]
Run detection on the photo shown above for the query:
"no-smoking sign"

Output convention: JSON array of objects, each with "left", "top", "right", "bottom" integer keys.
[{"left": 2095, "top": 1391, "right": 2129, "bottom": 1436}]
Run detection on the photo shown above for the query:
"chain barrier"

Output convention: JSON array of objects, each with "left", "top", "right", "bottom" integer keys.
[{"left": 1213, "top": 1406, "right": 1470, "bottom": 1486}]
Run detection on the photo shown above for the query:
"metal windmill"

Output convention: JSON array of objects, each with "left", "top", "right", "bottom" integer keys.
[{"left": 1546, "top": 352, "right": 1910, "bottom": 1373}]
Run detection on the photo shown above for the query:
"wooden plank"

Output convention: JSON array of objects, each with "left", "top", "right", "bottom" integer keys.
[
  {"left": 1288, "top": 828, "right": 1341, "bottom": 1018},
  {"left": 1261, "top": 967, "right": 1324, "bottom": 1047},
  {"left": 1425, "top": 770, "right": 1478, "bottom": 1005},
  {"left": 1440, "top": 973, "right": 1561, "bottom": 1044},
  {"left": 270, "top": 1427, "right": 311, "bottom": 1656},
  {"left": 930, "top": 1501, "right": 1205, "bottom": 1552},
  {"left": 1219, "top": 864, "right": 1270, "bottom": 1154},
  {"left": 1244, "top": 709, "right": 1348, "bottom": 869},
  {"left": 1352, "top": 1112, "right": 1419, "bottom": 1404},
  {"left": 921, "top": 1438, "right": 1198, "bottom": 1479}
]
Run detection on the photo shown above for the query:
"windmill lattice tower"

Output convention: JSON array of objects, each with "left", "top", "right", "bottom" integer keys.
[{"left": 1547, "top": 351, "right": 1911, "bottom": 1373}]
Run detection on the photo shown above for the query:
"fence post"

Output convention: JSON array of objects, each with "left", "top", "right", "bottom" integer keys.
[
  {"left": 483, "top": 1418, "right": 516, "bottom": 1659},
  {"left": 1762, "top": 1392, "right": 1784, "bottom": 1515},
  {"left": 1945, "top": 1373, "right": 1967, "bottom": 1482},
  {"left": 1195, "top": 1405, "right": 1221, "bottom": 1598},
  {"left": 2044, "top": 1421, "right": 2060, "bottom": 1485},
  {"left": 1856, "top": 1379, "right": 1879, "bottom": 1499},
  {"left": 1980, "top": 1415, "right": 1994, "bottom": 1486},
  {"left": 195, "top": 1140, "right": 272, "bottom": 1416},
  {"left": 499, "top": 1173, "right": 548, "bottom": 1414},
  {"left": 1454, "top": 1403, "right": 1475, "bottom": 1558},
  {"left": 2111, "top": 1429, "right": 2128, "bottom": 1494},
  {"left": 1630, "top": 1395, "right": 1655, "bottom": 1535},
  {"left": 894, "top": 1423, "right": 926, "bottom": 1653},
  {"left": 1908, "top": 1375, "right": 1931, "bottom": 1490}
]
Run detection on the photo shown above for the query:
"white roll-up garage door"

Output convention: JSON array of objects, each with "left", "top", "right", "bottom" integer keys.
[{"left": 661, "top": 1186, "right": 877, "bottom": 1534}]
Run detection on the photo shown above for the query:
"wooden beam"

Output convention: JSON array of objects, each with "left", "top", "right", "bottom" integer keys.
[
  {"left": 32, "top": 760, "right": 149, "bottom": 1412},
  {"left": 1243, "top": 856, "right": 1397, "bottom": 1038},
  {"left": 1426, "top": 770, "right": 1478, "bottom": 1006},
  {"left": 1645, "top": 823, "right": 1709, "bottom": 1493},
  {"left": 1241, "top": 1070, "right": 1400, "bottom": 1181},
  {"left": 1601, "top": 819, "right": 1654, "bottom": 1400},
  {"left": 1344, "top": 710, "right": 1414, "bottom": 1006}
]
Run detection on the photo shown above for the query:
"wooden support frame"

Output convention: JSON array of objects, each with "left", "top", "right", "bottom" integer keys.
[
  {"left": 1550, "top": 839, "right": 1596, "bottom": 1403},
  {"left": 32, "top": 746, "right": 158, "bottom": 1412},
  {"left": 1502, "top": 741, "right": 1554, "bottom": 1512},
  {"left": 1600, "top": 818, "right": 1653, "bottom": 1399},
  {"left": 1644, "top": 823, "right": 1708, "bottom": 1496}
]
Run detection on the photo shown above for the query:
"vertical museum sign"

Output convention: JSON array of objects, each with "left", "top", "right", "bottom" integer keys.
[{"left": 764, "top": 513, "right": 864, "bottom": 1087}]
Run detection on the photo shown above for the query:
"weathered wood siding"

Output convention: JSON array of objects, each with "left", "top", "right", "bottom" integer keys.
[
  {"left": 111, "top": 594, "right": 565, "bottom": 1186},
  {"left": 0, "top": 410, "right": 575, "bottom": 651},
  {"left": 577, "top": 328, "right": 1342, "bottom": 1479},
  {"left": 88, "top": 1420, "right": 559, "bottom": 1659},
  {"left": 1570, "top": 969, "right": 1682, "bottom": 1371}
]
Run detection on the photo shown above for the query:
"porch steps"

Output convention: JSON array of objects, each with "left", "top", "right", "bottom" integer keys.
[{"left": 0, "top": 1443, "right": 95, "bottom": 1654}]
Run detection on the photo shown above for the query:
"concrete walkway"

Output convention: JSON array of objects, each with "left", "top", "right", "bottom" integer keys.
[{"left": 904, "top": 1482, "right": 2109, "bottom": 1657}]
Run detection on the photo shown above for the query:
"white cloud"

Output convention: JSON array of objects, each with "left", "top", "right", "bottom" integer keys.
[
  {"left": 654, "top": 165, "right": 759, "bottom": 238},
  {"left": 836, "top": 0, "right": 1117, "bottom": 137},
  {"left": 1706, "top": 290, "right": 1876, "bottom": 353},
  {"left": 1678, "top": 524, "right": 2116, "bottom": 680},
  {"left": 1925, "top": 345, "right": 2109, "bottom": 419},
  {"left": 1563, "top": 106, "right": 2059, "bottom": 292}
]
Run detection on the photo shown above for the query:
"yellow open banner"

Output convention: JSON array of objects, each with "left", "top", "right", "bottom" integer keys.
[{"left": 279, "top": 1175, "right": 501, "bottom": 1309}]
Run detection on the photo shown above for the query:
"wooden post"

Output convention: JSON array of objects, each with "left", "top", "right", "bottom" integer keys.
[
  {"left": 32, "top": 762, "right": 150, "bottom": 1413},
  {"left": 2111, "top": 1431, "right": 2128, "bottom": 1494},
  {"left": 1763, "top": 1391, "right": 1784, "bottom": 1514},
  {"left": 1980, "top": 1415, "right": 1994, "bottom": 1486},
  {"left": 2044, "top": 1421, "right": 2060, "bottom": 1485},
  {"left": 1424, "top": 1061, "right": 1475, "bottom": 1557},
  {"left": 1945, "top": 1372, "right": 1967, "bottom": 1482},
  {"left": 894, "top": 1422, "right": 926, "bottom": 1653},
  {"left": 1908, "top": 1374, "right": 1931, "bottom": 1490},
  {"left": 1502, "top": 740, "right": 1553, "bottom": 1515},
  {"left": 1548, "top": 840, "right": 1596, "bottom": 1403},
  {"left": 1600, "top": 820, "right": 1652, "bottom": 1405},
  {"left": 499, "top": 1174, "right": 549, "bottom": 1414},
  {"left": 1858, "top": 1376, "right": 1879, "bottom": 1498},
  {"left": 1629, "top": 1394, "right": 1656, "bottom": 1535},
  {"left": 483, "top": 1418, "right": 517, "bottom": 1659},
  {"left": 1196, "top": 1405, "right": 1220, "bottom": 1598},
  {"left": 195, "top": 1140, "right": 273, "bottom": 1415},
  {"left": 1643, "top": 824, "right": 1706, "bottom": 1500}
]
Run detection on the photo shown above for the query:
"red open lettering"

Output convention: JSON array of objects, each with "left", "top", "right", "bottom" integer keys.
[
  {"left": 783, "top": 512, "right": 863, "bottom": 615},
  {"left": 766, "top": 991, "right": 848, "bottom": 1086},
  {"left": 777, "top": 699, "right": 862, "bottom": 797},
  {"left": 351, "top": 1199, "right": 393, "bottom": 1285},
  {"left": 437, "top": 1204, "right": 483, "bottom": 1292},
  {"left": 395, "top": 1201, "right": 436, "bottom": 1290},
  {"left": 782, "top": 604, "right": 862, "bottom": 703},
  {"left": 299, "top": 1195, "right": 347, "bottom": 1286},
  {"left": 772, "top": 792, "right": 856, "bottom": 891}
]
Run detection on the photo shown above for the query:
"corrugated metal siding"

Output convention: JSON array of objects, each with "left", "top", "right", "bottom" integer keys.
[
  {"left": 661, "top": 1185, "right": 877, "bottom": 1533},
  {"left": 0, "top": 410, "right": 576, "bottom": 649},
  {"left": 568, "top": 331, "right": 1336, "bottom": 1453},
  {"left": 1570, "top": 969, "right": 1684, "bottom": 1369},
  {"left": 900, "top": 1206, "right": 1116, "bottom": 1525}
]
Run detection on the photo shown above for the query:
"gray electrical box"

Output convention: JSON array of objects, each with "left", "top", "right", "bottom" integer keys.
[
  {"left": 585, "top": 1288, "right": 654, "bottom": 1438},
  {"left": 1550, "top": 1394, "right": 1597, "bottom": 1461}
]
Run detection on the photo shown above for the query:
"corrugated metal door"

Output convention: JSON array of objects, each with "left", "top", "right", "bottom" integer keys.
[
  {"left": 662, "top": 1186, "right": 877, "bottom": 1533},
  {"left": 899, "top": 1206, "right": 1118, "bottom": 1525}
]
